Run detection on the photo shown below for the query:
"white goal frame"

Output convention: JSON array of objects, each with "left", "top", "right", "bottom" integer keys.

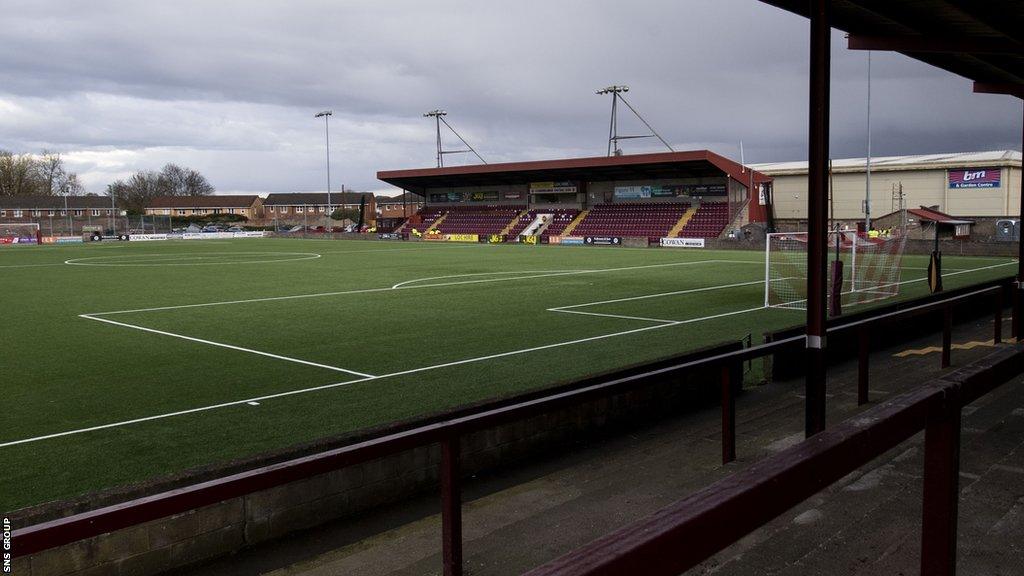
[
  {"left": 0, "top": 222, "right": 42, "bottom": 245},
  {"left": 764, "top": 230, "right": 906, "bottom": 311}
]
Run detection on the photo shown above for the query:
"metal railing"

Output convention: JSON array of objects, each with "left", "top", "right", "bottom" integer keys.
[
  {"left": 13, "top": 278, "right": 1013, "bottom": 576},
  {"left": 525, "top": 342, "right": 1024, "bottom": 576}
]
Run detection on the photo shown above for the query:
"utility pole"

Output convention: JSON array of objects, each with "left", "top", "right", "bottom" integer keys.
[{"left": 864, "top": 51, "right": 873, "bottom": 232}]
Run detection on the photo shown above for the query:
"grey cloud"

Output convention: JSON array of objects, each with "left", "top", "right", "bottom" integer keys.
[{"left": 0, "top": 0, "right": 1019, "bottom": 194}]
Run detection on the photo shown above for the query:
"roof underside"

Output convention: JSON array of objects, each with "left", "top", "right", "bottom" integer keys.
[
  {"left": 762, "top": 1, "right": 1024, "bottom": 93},
  {"left": 377, "top": 151, "right": 769, "bottom": 195}
]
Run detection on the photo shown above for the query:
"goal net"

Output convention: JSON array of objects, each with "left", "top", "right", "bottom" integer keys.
[
  {"left": 0, "top": 223, "right": 42, "bottom": 245},
  {"left": 765, "top": 229, "right": 907, "bottom": 312}
]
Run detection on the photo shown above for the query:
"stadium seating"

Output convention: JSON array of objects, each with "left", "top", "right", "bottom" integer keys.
[
  {"left": 398, "top": 207, "right": 445, "bottom": 232},
  {"left": 506, "top": 209, "right": 580, "bottom": 237},
  {"left": 433, "top": 205, "right": 524, "bottom": 235},
  {"left": 396, "top": 202, "right": 731, "bottom": 239},
  {"left": 676, "top": 202, "right": 731, "bottom": 238},
  {"left": 571, "top": 202, "right": 690, "bottom": 239}
]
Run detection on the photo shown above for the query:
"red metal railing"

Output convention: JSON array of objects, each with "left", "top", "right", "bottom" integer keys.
[
  {"left": 525, "top": 343, "right": 1024, "bottom": 576},
  {"left": 13, "top": 279, "right": 1013, "bottom": 576}
]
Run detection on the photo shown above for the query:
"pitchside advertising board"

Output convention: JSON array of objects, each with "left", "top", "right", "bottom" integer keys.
[
  {"left": 584, "top": 236, "right": 622, "bottom": 246},
  {"left": 425, "top": 233, "right": 479, "bottom": 242},
  {"left": 42, "top": 236, "right": 83, "bottom": 244},
  {"left": 949, "top": 168, "right": 1001, "bottom": 189},
  {"left": 86, "top": 231, "right": 267, "bottom": 242},
  {"left": 660, "top": 237, "right": 705, "bottom": 248}
]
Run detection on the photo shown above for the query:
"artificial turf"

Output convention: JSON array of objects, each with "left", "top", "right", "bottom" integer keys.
[{"left": 0, "top": 237, "right": 1014, "bottom": 512}]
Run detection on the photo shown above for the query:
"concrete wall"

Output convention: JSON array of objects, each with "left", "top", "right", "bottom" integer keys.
[
  {"left": 770, "top": 166, "right": 1021, "bottom": 220},
  {"left": 18, "top": 347, "right": 731, "bottom": 576}
]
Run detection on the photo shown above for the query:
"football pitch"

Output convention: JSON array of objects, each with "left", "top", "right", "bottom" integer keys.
[{"left": 0, "top": 238, "right": 1015, "bottom": 512}]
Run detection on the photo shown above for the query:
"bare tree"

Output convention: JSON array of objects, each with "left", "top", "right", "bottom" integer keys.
[
  {"left": 0, "top": 150, "right": 42, "bottom": 197},
  {"left": 60, "top": 173, "right": 86, "bottom": 196},
  {"left": 36, "top": 150, "right": 66, "bottom": 195},
  {"left": 159, "top": 163, "right": 214, "bottom": 196},
  {"left": 182, "top": 168, "right": 214, "bottom": 196},
  {"left": 109, "top": 171, "right": 166, "bottom": 213}
]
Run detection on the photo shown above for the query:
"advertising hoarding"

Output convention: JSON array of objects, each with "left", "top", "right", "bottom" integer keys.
[
  {"left": 529, "top": 181, "right": 577, "bottom": 195},
  {"left": 584, "top": 236, "right": 622, "bottom": 246},
  {"left": 660, "top": 237, "right": 705, "bottom": 248},
  {"left": 949, "top": 168, "right": 1000, "bottom": 189}
]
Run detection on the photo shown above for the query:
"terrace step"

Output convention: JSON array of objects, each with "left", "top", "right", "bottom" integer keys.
[
  {"left": 668, "top": 206, "right": 698, "bottom": 237},
  {"left": 423, "top": 213, "right": 446, "bottom": 232},
  {"left": 500, "top": 210, "right": 529, "bottom": 236},
  {"left": 561, "top": 210, "right": 589, "bottom": 236}
]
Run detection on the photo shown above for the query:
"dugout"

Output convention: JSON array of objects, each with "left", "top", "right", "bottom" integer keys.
[{"left": 377, "top": 150, "right": 772, "bottom": 223}]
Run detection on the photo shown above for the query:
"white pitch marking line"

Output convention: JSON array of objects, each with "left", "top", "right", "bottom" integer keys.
[
  {"left": 551, "top": 309, "right": 679, "bottom": 324},
  {"left": 550, "top": 278, "right": 768, "bottom": 312},
  {"left": 65, "top": 252, "right": 321, "bottom": 267},
  {"left": 80, "top": 314, "right": 375, "bottom": 378},
  {"left": 766, "top": 261, "right": 1015, "bottom": 309},
  {"left": 87, "top": 259, "right": 763, "bottom": 316},
  {"left": 0, "top": 262, "right": 69, "bottom": 269},
  {"left": 2, "top": 304, "right": 770, "bottom": 448}
]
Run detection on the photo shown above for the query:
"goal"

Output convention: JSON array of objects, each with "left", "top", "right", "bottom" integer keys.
[
  {"left": 0, "top": 223, "right": 42, "bottom": 245},
  {"left": 765, "top": 229, "right": 907, "bottom": 312}
]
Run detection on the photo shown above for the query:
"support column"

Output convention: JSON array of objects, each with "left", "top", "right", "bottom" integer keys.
[
  {"left": 441, "top": 436, "right": 463, "bottom": 576},
  {"left": 805, "top": 0, "right": 831, "bottom": 437},
  {"left": 920, "top": 406, "right": 962, "bottom": 576},
  {"left": 1016, "top": 103, "right": 1024, "bottom": 340}
]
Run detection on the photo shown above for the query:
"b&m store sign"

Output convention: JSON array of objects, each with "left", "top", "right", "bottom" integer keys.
[{"left": 949, "top": 168, "right": 1001, "bottom": 189}]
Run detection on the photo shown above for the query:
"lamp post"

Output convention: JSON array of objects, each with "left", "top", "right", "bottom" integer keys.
[
  {"left": 315, "top": 110, "right": 333, "bottom": 226},
  {"left": 109, "top": 191, "right": 116, "bottom": 234}
]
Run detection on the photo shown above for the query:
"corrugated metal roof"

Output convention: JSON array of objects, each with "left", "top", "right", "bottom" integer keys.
[
  {"left": 750, "top": 150, "right": 1021, "bottom": 175},
  {"left": 908, "top": 206, "right": 974, "bottom": 225},
  {"left": 377, "top": 150, "right": 771, "bottom": 194}
]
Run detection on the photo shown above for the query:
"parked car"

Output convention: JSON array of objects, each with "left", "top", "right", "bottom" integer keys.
[
  {"left": 226, "top": 226, "right": 243, "bottom": 232},
  {"left": 202, "top": 225, "right": 222, "bottom": 233}
]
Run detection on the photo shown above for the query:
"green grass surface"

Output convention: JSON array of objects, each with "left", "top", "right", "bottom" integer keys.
[{"left": 0, "top": 238, "right": 1014, "bottom": 512}]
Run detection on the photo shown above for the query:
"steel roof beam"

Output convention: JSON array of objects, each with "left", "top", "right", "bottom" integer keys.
[{"left": 848, "top": 34, "right": 1022, "bottom": 55}]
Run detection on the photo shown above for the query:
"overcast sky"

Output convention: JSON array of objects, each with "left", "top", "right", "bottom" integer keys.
[{"left": 1, "top": 0, "right": 1020, "bottom": 196}]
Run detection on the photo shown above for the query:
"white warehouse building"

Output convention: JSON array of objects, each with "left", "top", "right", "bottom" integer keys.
[{"left": 751, "top": 150, "right": 1022, "bottom": 225}]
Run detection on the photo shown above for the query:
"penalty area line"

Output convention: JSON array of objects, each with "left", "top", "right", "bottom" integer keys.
[
  {"left": 4, "top": 303, "right": 768, "bottom": 448},
  {"left": 79, "top": 314, "right": 375, "bottom": 379}
]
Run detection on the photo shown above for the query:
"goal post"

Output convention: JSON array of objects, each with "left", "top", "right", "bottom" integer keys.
[
  {"left": 765, "top": 229, "right": 907, "bottom": 313},
  {"left": 0, "top": 222, "right": 42, "bottom": 245}
]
